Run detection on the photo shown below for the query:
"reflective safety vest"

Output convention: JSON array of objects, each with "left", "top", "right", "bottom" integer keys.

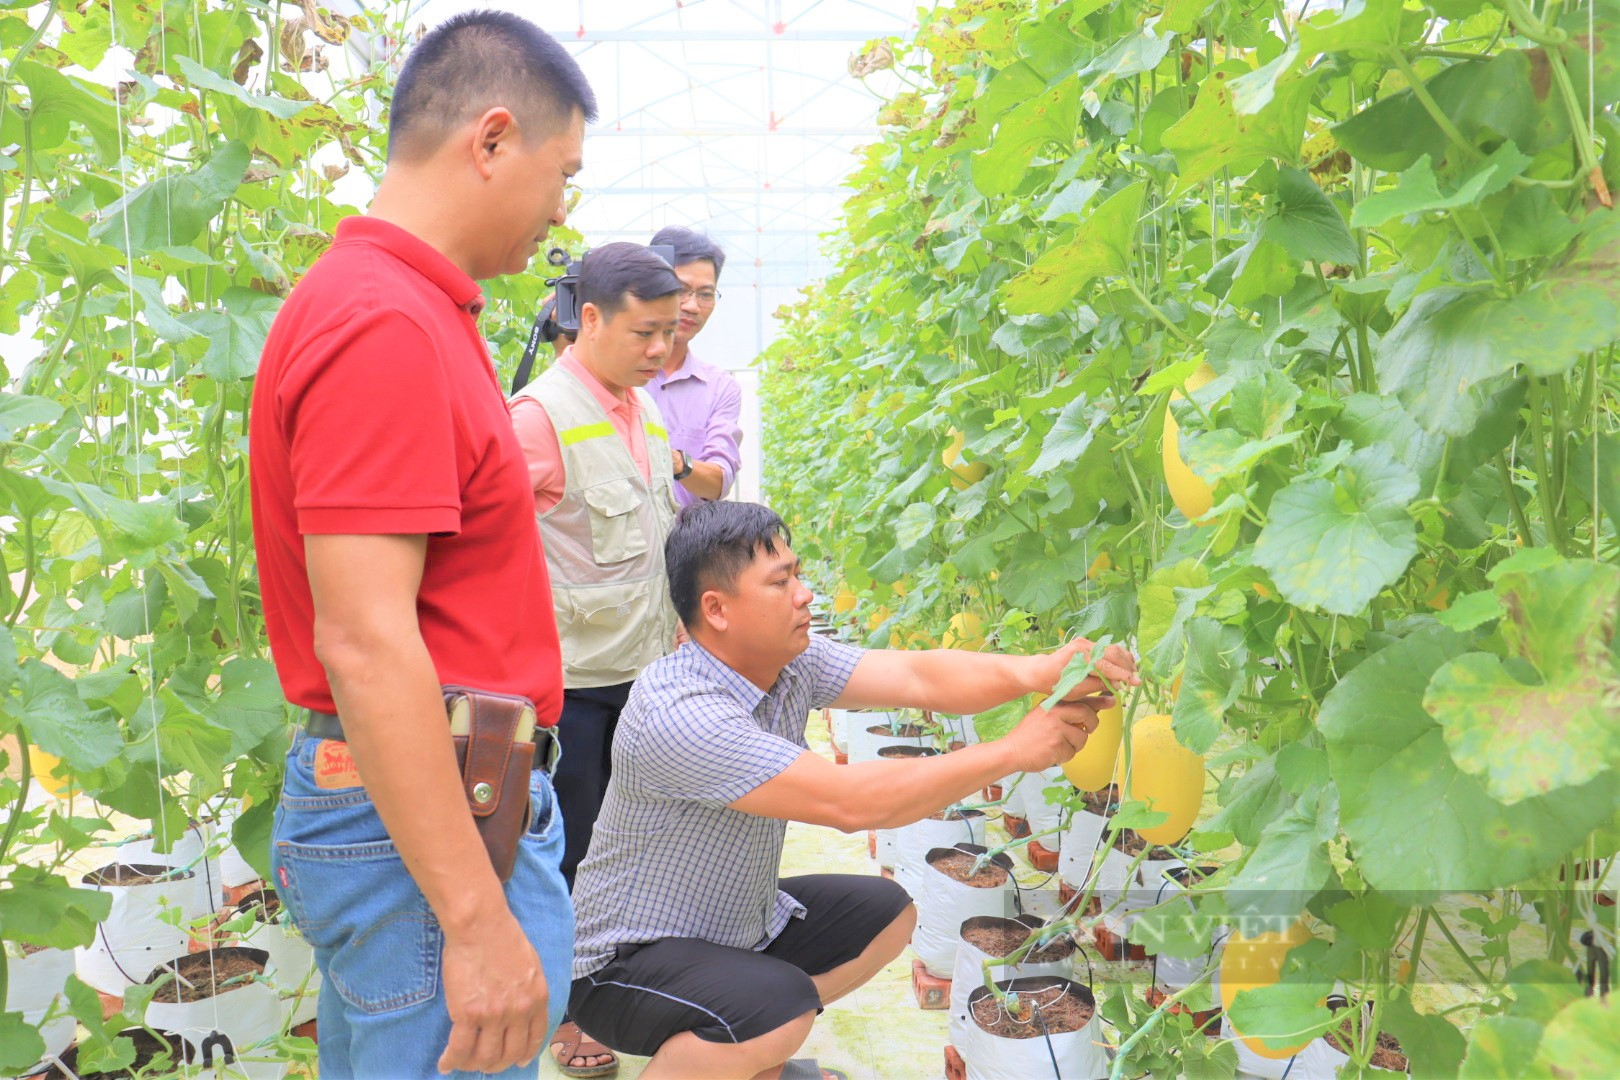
[{"left": 512, "top": 364, "right": 679, "bottom": 688}]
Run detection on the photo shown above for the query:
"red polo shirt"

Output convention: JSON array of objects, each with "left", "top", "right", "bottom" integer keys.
[{"left": 249, "top": 215, "right": 563, "bottom": 726}]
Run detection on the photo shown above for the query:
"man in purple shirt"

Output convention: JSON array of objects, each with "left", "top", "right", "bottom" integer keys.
[{"left": 647, "top": 226, "right": 744, "bottom": 507}]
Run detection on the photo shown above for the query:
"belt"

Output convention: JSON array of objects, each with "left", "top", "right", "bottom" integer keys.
[{"left": 305, "top": 710, "right": 562, "bottom": 774}]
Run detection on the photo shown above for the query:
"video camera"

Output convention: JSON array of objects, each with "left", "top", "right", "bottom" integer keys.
[
  {"left": 546, "top": 242, "right": 677, "bottom": 336},
  {"left": 512, "top": 243, "right": 677, "bottom": 394}
]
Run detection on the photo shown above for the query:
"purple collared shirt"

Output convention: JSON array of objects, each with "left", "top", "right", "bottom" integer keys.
[{"left": 646, "top": 349, "right": 744, "bottom": 508}]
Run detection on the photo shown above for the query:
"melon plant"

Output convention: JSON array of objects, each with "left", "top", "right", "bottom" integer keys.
[{"left": 765, "top": 0, "right": 1620, "bottom": 1074}]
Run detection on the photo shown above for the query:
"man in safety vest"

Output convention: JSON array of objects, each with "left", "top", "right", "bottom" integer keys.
[{"left": 508, "top": 242, "right": 683, "bottom": 1078}]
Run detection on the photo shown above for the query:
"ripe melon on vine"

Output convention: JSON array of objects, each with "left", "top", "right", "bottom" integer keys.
[
  {"left": 942, "top": 427, "right": 988, "bottom": 490},
  {"left": 1220, "top": 921, "right": 1315, "bottom": 1059},
  {"left": 1062, "top": 700, "right": 1122, "bottom": 791},
  {"left": 1120, "top": 713, "right": 1204, "bottom": 845},
  {"left": 28, "top": 746, "right": 75, "bottom": 799},
  {"left": 942, "top": 611, "right": 986, "bottom": 650},
  {"left": 832, "top": 586, "right": 858, "bottom": 615},
  {"left": 1161, "top": 363, "right": 1217, "bottom": 521}
]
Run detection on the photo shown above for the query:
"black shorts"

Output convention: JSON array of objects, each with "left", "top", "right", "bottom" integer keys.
[{"left": 569, "top": 874, "right": 912, "bottom": 1057}]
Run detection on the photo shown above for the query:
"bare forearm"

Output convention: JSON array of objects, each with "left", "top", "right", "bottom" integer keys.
[
  {"left": 677, "top": 459, "right": 726, "bottom": 501},
  {"left": 321, "top": 633, "right": 507, "bottom": 936},
  {"left": 839, "top": 740, "right": 1021, "bottom": 830},
  {"left": 898, "top": 649, "right": 1044, "bottom": 714}
]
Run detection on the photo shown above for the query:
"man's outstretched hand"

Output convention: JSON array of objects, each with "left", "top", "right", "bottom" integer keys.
[
  {"left": 1005, "top": 694, "right": 1112, "bottom": 772},
  {"left": 1032, "top": 636, "right": 1140, "bottom": 703}
]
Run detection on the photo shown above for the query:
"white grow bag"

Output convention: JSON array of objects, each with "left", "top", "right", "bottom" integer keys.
[
  {"left": 873, "top": 745, "right": 939, "bottom": 871},
  {"left": 76, "top": 863, "right": 214, "bottom": 995},
  {"left": 913, "top": 844, "right": 1018, "bottom": 978},
  {"left": 7, "top": 946, "right": 76, "bottom": 1076},
  {"left": 144, "top": 947, "right": 287, "bottom": 1079},
  {"left": 828, "top": 708, "right": 852, "bottom": 753},
  {"left": 210, "top": 808, "right": 262, "bottom": 891},
  {"left": 846, "top": 714, "right": 930, "bottom": 762},
  {"left": 894, "top": 809, "right": 986, "bottom": 900},
  {"left": 948, "top": 916, "right": 1077, "bottom": 1046},
  {"left": 959, "top": 976, "right": 1111, "bottom": 1080},
  {"left": 236, "top": 895, "right": 321, "bottom": 1027},
  {"left": 1022, "top": 767, "right": 1069, "bottom": 842}
]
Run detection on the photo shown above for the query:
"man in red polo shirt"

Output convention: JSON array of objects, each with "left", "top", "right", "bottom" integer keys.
[{"left": 249, "top": 12, "right": 594, "bottom": 1077}]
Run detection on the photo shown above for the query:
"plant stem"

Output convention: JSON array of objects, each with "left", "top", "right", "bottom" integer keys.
[
  {"left": 1429, "top": 908, "right": 1494, "bottom": 989},
  {"left": 1124, "top": 277, "right": 1197, "bottom": 345},
  {"left": 1495, "top": 452, "right": 1535, "bottom": 547},
  {"left": 7, "top": 515, "right": 34, "bottom": 626},
  {"left": 1385, "top": 49, "right": 1481, "bottom": 163},
  {"left": 1527, "top": 379, "right": 1571, "bottom": 555},
  {"left": 1108, "top": 966, "right": 1217, "bottom": 1080}
]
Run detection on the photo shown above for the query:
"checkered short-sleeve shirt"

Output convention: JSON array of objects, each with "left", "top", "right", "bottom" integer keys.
[{"left": 570, "top": 634, "right": 864, "bottom": 979}]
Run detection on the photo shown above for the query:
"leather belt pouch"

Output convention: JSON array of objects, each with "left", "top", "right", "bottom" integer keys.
[{"left": 445, "top": 685, "right": 538, "bottom": 883}]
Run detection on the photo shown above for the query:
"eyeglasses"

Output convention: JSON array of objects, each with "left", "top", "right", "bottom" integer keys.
[{"left": 677, "top": 288, "right": 721, "bottom": 305}]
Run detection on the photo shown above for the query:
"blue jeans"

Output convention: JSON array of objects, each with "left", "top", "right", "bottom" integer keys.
[{"left": 271, "top": 731, "right": 573, "bottom": 1079}]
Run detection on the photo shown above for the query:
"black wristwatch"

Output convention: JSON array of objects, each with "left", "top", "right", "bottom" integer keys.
[{"left": 673, "top": 450, "right": 694, "bottom": 481}]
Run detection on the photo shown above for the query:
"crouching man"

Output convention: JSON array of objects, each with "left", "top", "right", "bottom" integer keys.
[{"left": 567, "top": 501, "right": 1138, "bottom": 1080}]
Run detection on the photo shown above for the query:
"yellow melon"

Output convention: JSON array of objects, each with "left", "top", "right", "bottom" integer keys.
[
  {"left": 1061, "top": 701, "right": 1123, "bottom": 791},
  {"left": 943, "top": 428, "right": 989, "bottom": 490},
  {"left": 942, "top": 612, "right": 986, "bottom": 651},
  {"left": 1120, "top": 713, "right": 1204, "bottom": 845},
  {"left": 28, "top": 746, "right": 75, "bottom": 799},
  {"left": 1220, "top": 922, "right": 1315, "bottom": 1059},
  {"left": 1162, "top": 363, "right": 1217, "bottom": 522},
  {"left": 832, "top": 587, "right": 858, "bottom": 615}
]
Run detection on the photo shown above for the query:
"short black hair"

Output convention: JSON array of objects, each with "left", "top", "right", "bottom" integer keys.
[
  {"left": 650, "top": 226, "right": 727, "bottom": 278},
  {"left": 580, "top": 243, "right": 681, "bottom": 320},
  {"left": 666, "top": 502, "right": 792, "bottom": 626},
  {"left": 389, "top": 11, "right": 598, "bottom": 161}
]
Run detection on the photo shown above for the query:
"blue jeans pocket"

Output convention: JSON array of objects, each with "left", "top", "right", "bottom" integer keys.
[{"left": 274, "top": 737, "right": 443, "bottom": 1015}]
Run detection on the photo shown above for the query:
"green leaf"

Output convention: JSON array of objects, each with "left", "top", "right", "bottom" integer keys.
[
  {"left": 1137, "top": 560, "right": 1212, "bottom": 675},
  {"left": 1162, "top": 70, "right": 1317, "bottom": 193},
  {"left": 1436, "top": 589, "right": 1505, "bottom": 632},
  {"left": 174, "top": 54, "right": 314, "bottom": 120},
  {"left": 1487, "top": 210, "right": 1620, "bottom": 378},
  {"left": 1079, "top": 25, "right": 1173, "bottom": 88},
  {"left": 1173, "top": 617, "right": 1246, "bottom": 753},
  {"left": 1225, "top": 788, "right": 1335, "bottom": 922},
  {"left": 1350, "top": 145, "right": 1531, "bottom": 229},
  {"left": 15, "top": 60, "right": 121, "bottom": 161},
  {"left": 1003, "top": 182, "right": 1146, "bottom": 315},
  {"left": 213, "top": 657, "right": 288, "bottom": 758},
  {"left": 92, "top": 141, "right": 250, "bottom": 254},
  {"left": 893, "top": 502, "right": 936, "bottom": 550},
  {"left": 1261, "top": 168, "right": 1359, "bottom": 265},
  {"left": 114, "top": 271, "right": 203, "bottom": 344},
  {"left": 0, "top": 1011, "right": 45, "bottom": 1078},
  {"left": 1531, "top": 997, "right": 1620, "bottom": 1078},
  {"left": 0, "top": 394, "right": 64, "bottom": 439},
  {"left": 232, "top": 797, "right": 276, "bottom": 883},
  {"left": 1253, "top": 444, "right": 1419, "bottom": 616},
  {"left": 1425, "top": 561, "right": 1620, "bottom": 804},
  {"left": 1297, "top": 0, "right": 1414, "bottom": 55},
  {"left": 1320, "top": 627, "right": 1618, "bottom": 893},
  {"left": 182, "top": 286, "right": 284, "bottom": 381},
  {"left": 1459, "top": 1016, "right": 1544, "bottom": 1079},
  {"left": 13, "top": 660, "right": 123, "bottom": 771},
  {"left": 1038, "top": 177, "right": 1104, "bottom": 222},
  {"left": 1377, "top": 287, "right": 1514, "bottom": 438},
  {"left": 0, "top": 866, "right": 114, "bottom": 949},
  {"left": 1029, "top": 395, "right": 1108, "bottom": 476},
  {"left": 1568, "top": 430, "right": 1620, "bottom": 526},
  {"left": 1380, "top": 994, "right": 1466, "bottom": 1080},
  {"left": 971, "top": 74, "right": 1079, "bottom": 197}
]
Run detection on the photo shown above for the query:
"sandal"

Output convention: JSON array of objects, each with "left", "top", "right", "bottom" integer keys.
[
  {"left": 549, "top": 1021, "right": 619, "bottom": 1078},
  {"left": 781, "top": 1059, "right": 849, "bottom": 1080}
]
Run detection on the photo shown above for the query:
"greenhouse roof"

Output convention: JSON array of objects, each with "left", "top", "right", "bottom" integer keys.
[{"left": 414, "top": 0, "right": 918, "bottom": 293}]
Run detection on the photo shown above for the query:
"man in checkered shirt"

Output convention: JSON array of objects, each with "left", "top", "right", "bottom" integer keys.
[{"left": 566, "top": 501, "right": 1138, "bottom": 1080}]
